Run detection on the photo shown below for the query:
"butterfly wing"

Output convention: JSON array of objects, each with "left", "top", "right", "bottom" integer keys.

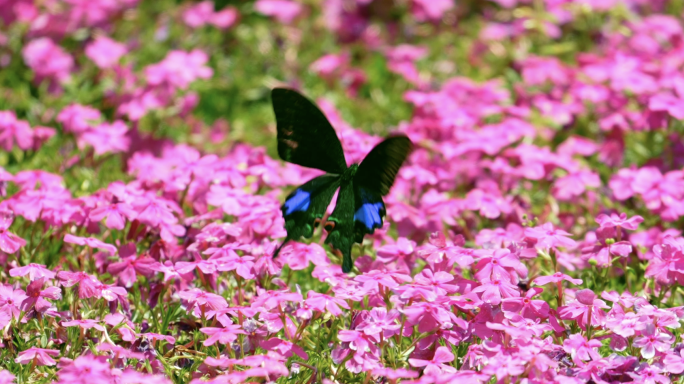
[
  {"left": 277, "top": 175, "right": 340, "bottom": 252},
  {"left": 271, "top": 88, "right": 347, "bottom": 174},
  {"left": 352, "top": 135, "right": 412, "bottom": 243},
  {"left": 355, "top": 135, "right": 413, "bottom": 196},
  {"left": 324, "top": 180, "right": 356, "bottom": 273}
]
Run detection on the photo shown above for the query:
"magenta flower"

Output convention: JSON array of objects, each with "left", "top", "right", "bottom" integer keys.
[
  {"left": 144, "top": 49, "right": 213, "bottom": 90},
  {"left": 305, "top": 291, "right": 349, "bottom": 316},
  {"left": 254, "top": 0, "right": 302, "bottom": 24},
  {"left": 596, "top": 212, "right": 644, "bottom": 231},
  {"left": 84, "top": 35, "right": 127, "bottom": 69},
  {"left": 64, "top": 234, "right": 117, "bottom": 254},
  {"left": 260, "top": 337, "right": 308, "bottom": 359},
  {"left": 22, "top": 38, "right": 73, "bottom": 89},
  {"left": 663, "top": 349, "right": 684, "bottom": 374},
  {"left": 403, "top": 300, "right": 460, "bottom": 333},
  {"left": 354, "top": 270, "right": 408, "bottom": 293},
  {"left": 471, "top": 279, "right": 520, "bottom": 305},
  {"left": 558, "top": 289, "right": 609, "bottom": 330},
  {"left": 532, "top": 272, "right": 583, "bottom": 286},
  {"left": 473, "top": 248, "right": 524, "bottom": 283},
  {"left": 9, "top": 263, "right": 54, "bottom": 281},
  {"left": 633, "top": 324, "right": 673, "bottom": 359},
  {"left": 89, "top": 201, "right": 137, "bottom": 230},
  {"left": 409, "top": 346, "right": 456, "bottom": 375},
  {"left": 108, "top": 255, "right": 159, "bottom": 287},
  {"left": 562, "top": 334, "right": 602, "bottom": 364},
  {"left": 553, "top": 170, "right": 601, "bottom": 201},
  {"left": 501, "top": 287, "right": 549, "bottom": 320},
  {"left": 183, "top": 1, "right": 238, "bottom": 29},
  {"left": 57, "top": 271, "right": 100, "bottom": 299},
  {"left": 15, "top": 347, "right": 60, "bottom": 366},
  {"left": 80, "top": 121, "right": 130, "bottom": 155},
  {"left": 525, "top": 222, "right": 576, "bottom": 249},
  {"left": 57, "top": 104, "right": 102, "bottom": 134},
  {"left": 0, "top": 111, "right": 33, "bottom": 151},
  {"left": 0, "top": 210, "right": 26, "bottom": 254},
  {"left": 20, "top": 278, "right": 61, "bottom": 312},
  {"left": 628, "top": 363, "right": 671, "bottom": 384},
  {"left": 357, "top": 307, "right": 401, "bottom": 338},
  {"left": 200, "top": 323, "right": 245, "bottom": 346},
  {"left": 0, "top": 285, "right": 27, "bottom": 320},
  {"left": 62, "top": 319, "right": 105, "bottom": 332}
]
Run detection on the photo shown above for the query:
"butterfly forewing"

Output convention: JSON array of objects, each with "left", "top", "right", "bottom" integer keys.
[
  {"left": 281, "top": 174, "right": 341, "bottom": 241},
  {"left": 355, "top": 135, "right": 413, "bottom": 196},
  {"left": 271, "top": 88, "right": 347, "bottom": 174},
  {"left": 324, "top": 181, "right": 356, "bottom": 273}
]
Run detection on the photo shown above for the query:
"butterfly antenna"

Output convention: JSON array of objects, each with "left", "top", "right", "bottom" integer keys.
[{"left": 272, "top": 238, "right": 289, "bottom": 259}]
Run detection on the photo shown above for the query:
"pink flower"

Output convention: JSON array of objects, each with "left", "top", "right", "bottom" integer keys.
[
  {"left": 260, "top": 338, "right": 308, "bottom": 359},
  {"left": 200, "top": 323, "right": 245, "bottom": 346},
  {"left": 473, "top": 248, "right": 524, "bottom": 283},
  {"left": 85, "top": 35, "right": 127, "bottom": 69},
  {"left": 89, "top": 201, "right": 137, "bottom": 230},
  {"left": 562, "top": 334, "right": 602, "bottom": 364},
  {"left": 64, "top": 234, "right": 117, "bottom": 254},
  {"left": 595, "top": 212, "right": 644, "bottom": 231},
  {"left": 413, "top": 268, "right": 458, "bottom": 296},
  {"left": 532, "top": 272, "right": 583, "bottom": 286},
  {"left": 471, "top": 279, "right": 520, "bottom": 305},
  {"left": 57, "top": 104, "right": 102, "bottom": 134},
  {"left": 628, "top": 363, "right": 671, "bottom": 384},
  {"left": 553, "top": 170, "right": 601, "bottom": 201},
  {"left": 57, "top": 271, "right": 99, "bottom": 299},
  {"left": 305, "top": 291, "right": 349, "bottom": 316},
  {"left": 254, "top": 0, "right": 302, "bottom": 24},
  {"left": 9, "top": 263, "right": 55, "bottom": 281},
  {"left": 411, "top": 0, "right": 454, "bottom": 22},
  {"left": 108, "top": 255, "right": 160, "bottom": 287},
  {"left": 357, "top": 307, "right": 401, "bottom": 338},
  {"left": 183, "top": 1, "right": 238, "bottom": 29},
  {"left": 558, "top": 289, "right": 609, "bottom": 330},
  {"left": 633, "top": 324, "right": 673, "bottom": 359},
  {"left": 144, "top": 50, "right": 213, "bottom": 90},
  {"left": 663, "top": 349, "right": 684, "bottom": 374},
  {"left": 20, "top": 278, "right": 61, "bottom": 312},
  {"left": 15, "top": 347, "right": 60, "bottom": 366},
  {"left": 0, "top": 111, "right": 33, "bottom": 151},
  {"left": 525, "top": 222, "right": 576, "bottom": 249},
  {"left": 0, "top": 209, "right": 26, "bottom": 254},
  {"left": 409, "top": 346, "right": 456, "bottom": 375},
  {"left": 22, "top": 38, "right": 73, "bottom": 88},
  {"left": 62, "top": 319, "right": 105, "bottom": 332},
  {"left": 80, "top": 120, "right": 130, "bottom": 155},
  {"left": 501, "top": 287, "right": 549, "bottom": 320},
  {"left": 0, "top": 285, "right": 26, "bottom": 320}
]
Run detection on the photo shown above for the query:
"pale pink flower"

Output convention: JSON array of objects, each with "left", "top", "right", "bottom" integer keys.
[{"left": 15, "top": 347, "right": 60, "bottom": 366}]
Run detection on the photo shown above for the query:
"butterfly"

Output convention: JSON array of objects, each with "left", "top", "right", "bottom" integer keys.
[{"left": 271, "top": 88, "right": 412, "bottom": 273}]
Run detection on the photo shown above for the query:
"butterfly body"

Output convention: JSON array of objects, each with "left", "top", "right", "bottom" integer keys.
[{"left": 271, "top": 88, "right": 412, "bottom": 272}]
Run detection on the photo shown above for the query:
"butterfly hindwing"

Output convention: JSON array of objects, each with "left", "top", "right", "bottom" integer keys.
[
  {"left": 324, "top": 181, "right": 356, "bottom": 273},
  {"left": 271, "top": 88, "right": 347, "bottom": 174},
  {"left": 281, "top": 174, "right": 340, "bottom": 241},
  {"left": 355, "top": 135, "right": 413, "bottom": 196},
  {"left": 353, "top": 186, "right": 386, "bottom": 244}
]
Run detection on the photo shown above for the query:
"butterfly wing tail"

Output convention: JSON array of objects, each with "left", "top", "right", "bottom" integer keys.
[
  {"left": 341, "top": 248, "right": 353, "bottom": 273},
  {"left": 272, "top": 238, "right": 289, "bottom": 259}
]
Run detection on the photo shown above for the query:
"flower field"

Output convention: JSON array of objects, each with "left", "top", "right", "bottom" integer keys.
[{"left": 2, "top": 0, "right": 684, "bottom": 383}]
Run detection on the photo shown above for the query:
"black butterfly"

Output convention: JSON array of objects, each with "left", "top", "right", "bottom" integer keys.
[{"left": 271, "top": 88, "right": 412, "bottom": 273}]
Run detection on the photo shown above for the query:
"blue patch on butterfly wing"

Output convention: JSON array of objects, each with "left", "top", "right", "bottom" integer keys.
[
  {"left": 283, "top": 189, "right": 311, "bottom": 215},
  {"left": 354, "top": 202, "right": 384, "bottom": 230}
]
